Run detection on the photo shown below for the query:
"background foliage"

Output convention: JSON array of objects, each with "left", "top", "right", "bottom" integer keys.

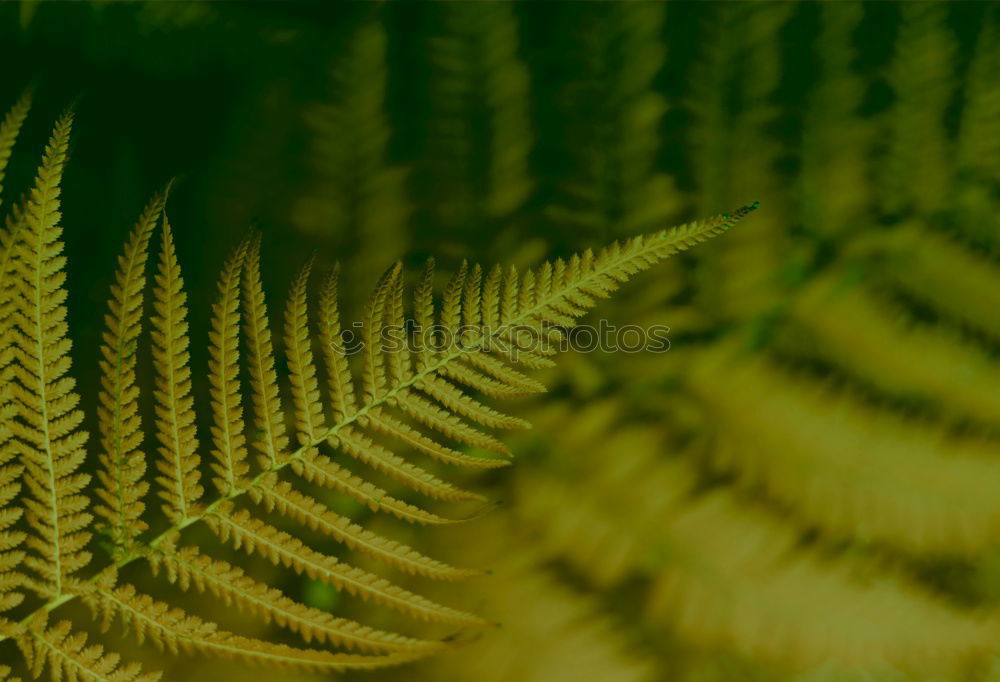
[{"left": 1, "top": 1, "right": 999, "bottom": 680}]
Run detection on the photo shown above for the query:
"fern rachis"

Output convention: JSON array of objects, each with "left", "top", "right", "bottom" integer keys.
[{"left": 0, "top": 100, "right": 756, "bottom": 680}]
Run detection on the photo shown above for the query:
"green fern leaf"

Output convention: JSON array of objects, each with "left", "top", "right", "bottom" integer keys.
[{"left": 0, "top": 102, "right": 754, "bottom": 680}]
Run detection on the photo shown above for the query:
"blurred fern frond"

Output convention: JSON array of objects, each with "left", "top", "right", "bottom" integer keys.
[
  {"left": 860, "top": 223, "right": 1000, "bottom": 342},
  {"left": 420, "top": 1, "right": 534, "bottom": 248},
  {"left": 686, "top": 347, "right": 1000, "bottom": 556},
  {"left": 952, "top": 7, "right": 1000, "bottom": 253},
  {"left": 799, "top": 2, "right": 871, "bottom": 240},
  {"left": 546, "top": 1, "right": 682, "bottom": 240},
  {"left": 500, "top": 399, "right": 997, "bottom": 675},
  {"left": 880, "top": 2, "right": 956, "bottom": 219},
  {"left": 686, "top": 1, "right": 794, "bottom": 322},
  {"left": 780, "top": 272, "right": 1000, "bottom": 430},
  {"left": 397, "top": 516, "right": 659, "bottom": 682},
  {"left": 644, "top": 488, "right": 995, "bottom": 671},
  {"left": 293, "top": 15, "right": 410, "bottom": 286}
]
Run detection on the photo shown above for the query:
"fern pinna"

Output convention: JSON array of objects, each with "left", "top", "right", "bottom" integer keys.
[{"left": 0, "top": 98, "right": 755, "bottom": 681}]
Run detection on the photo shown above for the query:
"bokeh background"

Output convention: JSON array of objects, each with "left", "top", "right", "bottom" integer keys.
[{"left": 1, "top": 1, "right": 999, "bottom": 680}]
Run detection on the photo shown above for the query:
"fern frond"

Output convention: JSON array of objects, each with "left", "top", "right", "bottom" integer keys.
[
  {"left": 646, "top": 488, "right": 995, "bottom": 669},
  {"left": 521, "top": 208, "right": 757, "bottom": 325},
  {"left": 19, "top": 617, "right": 159, "bottom": 682},
  {"left": 423, "top": 2, "right": 533, "bottom": 233},
  {"left": 405, "top": 516, "right": 658, "bottom": 682},
  {"left": 292, "top": 17, "right": 410, "bottom": 284},
  {"left": 511, "top": 402, "right": 996, "bottom": 671},
  {"left": 686, "top": 3, "right": 791, "bottom": 320},
  {"left": 881, "top": 1, "right": 956, "bottom": 216},
  {"left": 501, "top": 265, "right": 521, "bottom": 327},
  {"left": 685, "top": 3, "right": 748, "bottom": 211},
  {"left": 0, "top": 394, "right": 24, "bottom": 617},
  {"left": 411, "top": 258, "right": 436, "bottom": 372},
  {"left": 440, "top": 360, "right": 530, "bottom": 400},
  {"left": 241, "top": 234, "right": 289, "bottom": 469},
  {"left": 248, "top": 478, "right": 476, "bottom": 580},
  {"left": 480, "top": 265, "right": 501, "bottom": 332},
  {"left": 0, "top": 90, "right": 32, "bottom": 205},
  {"left": 283, "top": 259, "right": 326, "bottom": 444},
  {"left": 151, "top": 216, "right": 203, "bottom": 523},
  {"left": 437, "top": 259, "right": 467, "bottom": 352},
  {"left": 410, "top": 376, "right": 529, "bottom": 430},
  {"left": 204, "top": 509, "right": 483, "bottom": 624},
  {"left": 364, "top": 408, "right": 509, "bottom": 468},
  {"left": 8, "top": 113, "right": 91, "bottom": 598},
  {"left": 957, "top": 9, "right": 1000, "bottom": 180},
  {"left": 95, "top": 190, "right": 168, "bottom": 554},
  {"left": 398, "top": 390, "right": 513, "bottom": 455},
  {"left": 954, "top": 8, "right": 1000, "bottom": 250},
  {"left": 361, "top": 262, "right": 400, "bottom": 402},
  {"left": 386, "top": 263, "right": 410, "bottom": 387},
  {"left": 462, "top": 351, "right": 547, "bottom": 395},
  {"left": 0, "top": 100, "right": 30, "bottom": 621},
  {"left": 88, "top": 585, "right": 428, "bottom": 671},
  {"left": 289, "top": 447, "right": 454, "bottom": 525},
  {"left": 333, "top": 427, "right": 485, "bottom": 502},
  {"left": 868, "top": 223, "right": 1000, "bottom": 342},
  {"left": 147, "top": 546, "right": 441, "bottom": 654},
  {"left": 462, "top": 263, "right": 483, "bottom": 331},
  {"left": 207, "top": 239, "right": 250, "bottom": 496},
  {"left": 799, "top": 2, "right": 870, "bottom": 238},
  {"left": 783, "top": 272, "right": 1000, "bottom": 428},
  {"left": 548, "top": 1, "right": 680, "bottom": 237},
  {"left": 317, "top": 264, "right": 356, "bottom": 422},
  {"left": 511, "top": 414, "right": 688, "bottom": 589},
  {"left": 687, "top": 347, "right": 1000, "bottom": 555},
  {"left": 0, "top": 107, "right": 752, "bottom": 680}
]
